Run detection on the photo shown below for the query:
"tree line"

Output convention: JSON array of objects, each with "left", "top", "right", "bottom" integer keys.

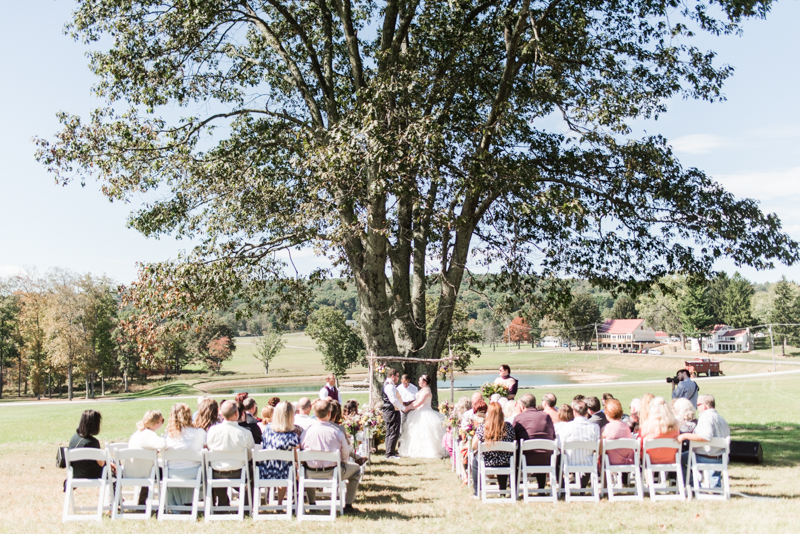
[{"left": 0, "top": 269, "right": 239, "bottom": 400}]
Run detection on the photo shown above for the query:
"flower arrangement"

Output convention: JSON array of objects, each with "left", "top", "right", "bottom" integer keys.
[
  {"left": 359, "top": 405, "right": 385, "bottom": 444},
  {"left": 438, "top": 400, "right": 453, "bottom": 415},
  {"left": 376, "top": 363, "right": 386, "bottom": 376},
  {"left": 481, "top": 381, "right": 509, "bottom": 399},
  {"left": 460, "top": 419, "right": 478, "bottom": 438},
  {"left": 444, "top": 411, "right": 459, "bottom": 429},
  {"left": 342, "top": 416, "right": 363, "bottom": 438}
]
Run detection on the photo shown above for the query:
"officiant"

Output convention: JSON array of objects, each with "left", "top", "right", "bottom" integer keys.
[
  {"left": 397, "top": 374, "right": 418, "bottom": 426},
  {"left": 494, "top": 364, "right": 519, "bottom": 400}
]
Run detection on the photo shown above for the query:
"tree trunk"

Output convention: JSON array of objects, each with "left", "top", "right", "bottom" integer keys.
[
  {"left": 265, "top": 363, "right": 269, "bottom": 375},
  {"left": 123, "top": 370, "right": 129, "bottom": 393},
  {"left": 101, "top": 374, "right": 105, "bottom": 396},
  {"left": 85, "top": 376, "right": 89, "bottom": 400},
  {"left": 17, "top": 356, "right": 21, "bottom": 397},
  {"left": 0, "top": 350, "right": 4, "bottom": 399},
  {"left": 782, "top": 336, "right": 786, "bottom": 356},
  {"left": 67, "top": 363, "right": 73, "bottom": 401}
]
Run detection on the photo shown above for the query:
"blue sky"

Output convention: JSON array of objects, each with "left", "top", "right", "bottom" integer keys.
[{"left": 1, "top": 1, "right": 799, "bottom": 285}]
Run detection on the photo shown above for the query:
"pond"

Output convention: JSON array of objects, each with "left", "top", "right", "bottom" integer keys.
[{"left": 208, "top": 372, "right": 574, "bottom": 396}]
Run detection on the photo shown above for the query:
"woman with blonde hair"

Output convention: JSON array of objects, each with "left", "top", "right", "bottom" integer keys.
[
  {"left": 128, "top": 410, "right": 167, "bottom": 505},
  {"left": 258, "top": 405, "right": 274, "bottom": 433},
  {"left": 194, "top": 398, "right": 219, "bottom": 432},
  {"left": 258, "top": 401, "right": 300, "bottom": 504},
  {"left": 640, "top": 397, "right": 680, "bottom": 464},
  {"left": 470, "top": 402, "right": 516, "bottom": 496},
  {"left": 164, "top": 403, "right": 206, "bottom": 508}
]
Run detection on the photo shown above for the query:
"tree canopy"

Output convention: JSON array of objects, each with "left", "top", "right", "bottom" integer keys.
[{"left": 36, "top": 0, "right": 798, "bottom": 399}]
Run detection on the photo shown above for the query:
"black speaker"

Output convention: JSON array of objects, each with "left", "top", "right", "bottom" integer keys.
[{"left": 729, "top": 440, "right": 763, "bottom": 464}]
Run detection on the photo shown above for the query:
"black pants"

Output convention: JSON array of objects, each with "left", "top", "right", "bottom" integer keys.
[
  {"left": 383, "top": 409, "right": 401, "bottom": 456},
  {"left": 212, "top": 469, "right": 248, "bottom": 508}
]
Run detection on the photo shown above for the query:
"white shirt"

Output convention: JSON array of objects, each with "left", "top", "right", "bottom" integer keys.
[
  {"left": 318, "top": 385, "right": 342, "bottom": 404},
  {"left": 397, "top": 383, "right": 418, "bottom": 403},
  {"left": 383, "top": 380, "right": 404, "bottom": 411},
  {"left": 165, "top": 427, "right": 207, "bottom": 469},
  {"left": 693, "top": 408, "right": 730, "bottom": 456},
  {"left": 294, "top": 413, "right": 315, "bottom": 430},
  {"left": 206, "top": 420, "right": 254, "bottom": 471},
  {"left": 557, "top": 416, "right": 600, "bottom": 466},
  {"left": 125, "top": 428, "right": 167, "bottom": 478}
]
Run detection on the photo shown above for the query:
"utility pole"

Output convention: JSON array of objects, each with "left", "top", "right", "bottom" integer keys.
[
  {"left": 768, "top": 325, "right": 776, "bottom": 372},
  {"left": 595, "top": 323, "right": 600, "bottom": 360}
]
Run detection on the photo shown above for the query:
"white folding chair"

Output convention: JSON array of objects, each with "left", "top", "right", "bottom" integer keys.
[
  {"left": 643, "top": 438, "right": 686, "bottom": 501},
  {"left": 204, "top": 450, "right": 250, "bottom": 521},
  {"left": 467, "top": 445, "right": 475, "bottom": 489},
  {"left": 62, "top": 448, "right": 111, "bottom": 522},
  {"left": 477, "top": 442, "right": 517, "bottom": 503},
  {"left": 112, "top": 448, "right": 160, "bottom": 519},
  {"left": 688, "top": 437, "right": 731, "bottom": 500},
  {"left": 560, "top": 440, "right": 601, "bottom": 502},
  {"left": 601, "top": 439, "right": 643, "bottom": 502},
  {"left": 518, "top": 439, "right": 558, "bottom": 503},
  {"left": 296, "top": 451, "right": 343, "bottom": 522},
  {"left": 157, "top": 449, "right": 204, "bottom": 521},
  {"left": 252, "top": 449, "right": 295, "bottom": 521},
  {"left": 106, "top": 443, "right": 135, "bottom": 505}
]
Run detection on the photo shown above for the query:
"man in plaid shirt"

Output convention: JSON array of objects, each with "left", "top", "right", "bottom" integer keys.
[{"left": 557, "top": 400, "right": 600, "bottom": 488}]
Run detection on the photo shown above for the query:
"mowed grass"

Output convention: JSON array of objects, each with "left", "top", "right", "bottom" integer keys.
[{"left": 0, "top": 373, "right": 799, "bottom": 532}]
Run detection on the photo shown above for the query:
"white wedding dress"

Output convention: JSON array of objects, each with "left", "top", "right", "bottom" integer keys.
[{"left": 398, "top": 387, "right": 447, "bottom": 458}]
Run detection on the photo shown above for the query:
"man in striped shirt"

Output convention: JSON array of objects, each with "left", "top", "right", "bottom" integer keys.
[{"left": 557, "top": 400, "right": 600, "bottom": 488}]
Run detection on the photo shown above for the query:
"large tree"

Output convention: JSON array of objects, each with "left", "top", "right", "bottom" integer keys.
[
  {"left": 610, "top": 295, "right": 638, "bottom": 320},
  {"left": 722, "top": 272, "right": 754, "bottom": 327},
  {"left": 37, "top": 0, "right": 798, "bottom": 401},
  {"left": 768, "top": 276, "right": 800, "bottom": 355}
]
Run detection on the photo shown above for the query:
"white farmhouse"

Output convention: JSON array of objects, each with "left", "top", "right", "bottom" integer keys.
[
  {"left": 701, "top": 324, "right": 754, "bottom": 353},
  {"left": 540, "top": 336, "right": 562, "bottom": 347}
]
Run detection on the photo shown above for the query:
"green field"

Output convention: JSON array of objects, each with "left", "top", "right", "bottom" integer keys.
[{"left": 0, "top": 371, "right": 798, "bottom": 532}]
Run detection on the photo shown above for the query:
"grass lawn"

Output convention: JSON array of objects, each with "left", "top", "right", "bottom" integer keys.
[{"left": 0, "top": 373, "right": 798, "bottom": 532}]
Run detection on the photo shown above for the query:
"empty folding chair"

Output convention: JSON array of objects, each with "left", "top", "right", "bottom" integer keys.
[
  {"left": 112, "top": 448, "right": 160, "bottom": 519},
  {"left": 252, "top": 449, "right": 295, "bottom": 521},
  {"left": 643, "top": 438, "right": 686, "bottom": 501},
  {"left": 688, "top": 437, "right": 731, "bottom": 500},
  {"left": 157, "top": 449, "right": 204, "bottom": 521},
  {"left": 296, "top": 451, "right": 344, "bottom": 522},
  {"left": 106, "top": 443, "right": 135, "bottom": 505},
  {"left": 477, "top": 442, "right": 517, "bottom": 503},
  {"left": 518, "top": 439, "right": 558, "bottom": 503},
  {"left": 560, "top": 441, "right": 601, "bottom": 502},
  {"left": 601, "top": 439, "right": 643, "bottom": 502},
  {"left": 204, "top": 450, "right": 250, "bottom": 522},
  {"left": 62, "top": 448, "right": 111, "bottom": 522}
]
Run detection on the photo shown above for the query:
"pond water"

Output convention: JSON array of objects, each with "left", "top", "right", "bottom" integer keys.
[{"left": 209, "top": 372, "right": 574, "bottom": 396}]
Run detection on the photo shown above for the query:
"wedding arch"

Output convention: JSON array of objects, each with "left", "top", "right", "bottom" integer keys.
[{"left": 366, "top": 351, "right": 461, "bottom": 409}]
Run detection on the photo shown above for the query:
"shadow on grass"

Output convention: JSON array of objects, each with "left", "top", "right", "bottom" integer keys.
[
  {"left": 122, "top": 382, "right": 201, "bottom": 398},
  {"left": 731, "top": 424, "right": 800, "bottom": 467}
]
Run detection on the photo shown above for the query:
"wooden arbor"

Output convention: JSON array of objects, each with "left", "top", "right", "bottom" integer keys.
[{"left": 365, "top": 351, "right": 460, "bottom": 409}]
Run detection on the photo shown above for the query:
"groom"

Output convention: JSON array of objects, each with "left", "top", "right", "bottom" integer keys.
[{"left": 382, "top": 368, "right": 408, "bottom": 459}]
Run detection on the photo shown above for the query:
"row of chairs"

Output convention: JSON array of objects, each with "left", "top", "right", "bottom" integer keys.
[
  {"left": 63, "top": 445, "right": 352, "bottom": 522},
  {"left": 453, "top": 431, "right": 731, "bottom": 503}
]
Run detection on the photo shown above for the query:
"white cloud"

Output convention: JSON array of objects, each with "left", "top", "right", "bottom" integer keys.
[
  {"left": 670, "top": 134, "right": 730, "bottom": 155},
  {"left": 713, "top": 167, "right": 800, "bottom": 201}
]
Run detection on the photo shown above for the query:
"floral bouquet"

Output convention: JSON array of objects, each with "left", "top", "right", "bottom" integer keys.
[
  {"left": 481, "top": 381, "right": 509, "bottom": 399},
  {"left": 438, "top": 400, "right": 453, "bottom": 415},
  {"left": 460, "top": 419, "right": 478, "bottom": 439},
  {"left": 445, "top": 411, "right": 459, "bottom": 429},
  {"left": 342, "top": 416, "right": 363, "bottom": 438},
  {"left": 376, "top": 364, "right": 386, "bottom": 376},
  {"left": 360, "top": 405, "right": 385, "bottom": 444}
]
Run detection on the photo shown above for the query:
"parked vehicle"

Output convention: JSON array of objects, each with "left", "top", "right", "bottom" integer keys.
[
  {"left": 620, "top": 349, "right": 629, "bottom": 353},
  {"left": 649, "top": 349, "right": 663, "bottom": 355}
]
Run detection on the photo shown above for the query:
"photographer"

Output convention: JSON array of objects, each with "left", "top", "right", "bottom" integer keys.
[{"left": 670, "top": 369, "right": 699, "bottom": 409}]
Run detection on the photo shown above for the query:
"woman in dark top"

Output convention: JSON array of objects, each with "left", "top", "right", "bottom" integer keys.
[
  {"left": 68, "top": 410, "right": 106, "bottom": 479},
  {"left": 471, "top": 402, "right": 516, "bottom": 495}
]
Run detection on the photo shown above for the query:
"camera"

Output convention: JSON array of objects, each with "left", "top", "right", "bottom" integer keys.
[{"left": 666, "top": 376, "right": 679, "bottom": 384}]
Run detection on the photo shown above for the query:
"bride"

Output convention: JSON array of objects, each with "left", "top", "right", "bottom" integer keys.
[{"left": 398, "top": 375, "right": 447, "bottom": 458}]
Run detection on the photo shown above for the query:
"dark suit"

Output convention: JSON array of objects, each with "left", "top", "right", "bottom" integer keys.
[
  {"left": 240, "top": 412, "right": 263, "bottom": 444},
  {"left": 588, "top": 411, "right": 608, "bottom": 431},
  {"left": 513, "top": 409, "right": 556, "bottom": 488}
]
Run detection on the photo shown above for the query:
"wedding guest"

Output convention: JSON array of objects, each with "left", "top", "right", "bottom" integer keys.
[
  {"left": 164, "top": 403, "right": 206, "bottom": 508},
  {"left": 601, "top": 399, "right": 634, "bottom": 484},
  {"left": 602, "top": 393, "right": 615, "bottom": 411},
  {"left": 206, "top": 400, "right": 254, "bottom": 507},
  {"left": 343, "top": 399, "right": 360, "bottom": 417},
  {"left": 238, "top": 397, "right": 262, "bottom": 444},
  {"left": 493, "top": 365, "right": 518, "bottom": 399},
  {"left": 676, "top": 394, "right": 731, "bottom": 488},
  {"left": 554, "top": 404, "right": 574, "bottom": 433},
  {"left": 640, "top": 397, "right": 680, "bottom": 464},
  {"left": 128, "top": 410, "right": 167, "bottom": 505},
  {"left": 300, "top": 399, "right": 362, "bottom": 514},
  {"left": 268, "top": 397, "right": 281, "bottom": 407},
  {"left": 460, "top": 392, "right": 483, "bottom": 423},
  {"left": 497, "top": 397, "right": 509, "bottom": 410},
  {"left": 586, "top": 396, "right": 608, "bottom": 430},
  {"left": 673, "top": 398, "right": 698, "bottom": 434},
  {"left": 195, "top": 398, "right": 219, "bottom": 432},
  {"left": 192, "top": 396, "right": 210, "bottom": 422},
  {"left": 542, "top": 393, "right": 559, "bottom": 425},
  {"left": 572, "top": 394, "right": 585, "bottom": 403},
  {"left": 453, "top": 396, "right": 472, "bottom": 422},
  {"left": 471, "top": 402, "right": 516, "bottom": 495},
  {"left": 382, "top": 368, "right": 407, "bottom": 459},
  {"left": 557, "top": 400, "right": 599, "bottom": 488},
  {"left": 628, "top": 398, "right": 641, "bottom": 434},
  {"left": 258, "top": 401, "right": 300, "bottom": 505},
  {"left": 294, "top": 397, "right": 315, "bottom": 430},
  {"left": 319, "top": 374, "right": 343, "bottom": 404},
  {"left": 67, "top": 410, "right": 108, "bottom": 479},
  {"left": 503, "top": 400, "right": 517, "bottom": 423},
  {"left": 639, "top": 393, "right": 655, "bottom": 427},
  {"left": 258, "top": 405, "right": 274, "bottom": 433},
  {"left": 513, "top": 394, "right": 555, "bottom": 490}
]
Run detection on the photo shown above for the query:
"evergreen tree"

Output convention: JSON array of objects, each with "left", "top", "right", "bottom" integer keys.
[
  {"left": 610, "top": 295, "right": 638, "bottom": 320},
  {"left": 768, "top": 276, "right": 800, "bottom": 355},
  {"left": 680, "top": 283, "right": 712, "bottom": 335},
  {"left": 722, "top": 272, "right": 754, "bottom": 327},
  {"left": 707, "top": 272, "right": 730, "bottom": 325}
]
